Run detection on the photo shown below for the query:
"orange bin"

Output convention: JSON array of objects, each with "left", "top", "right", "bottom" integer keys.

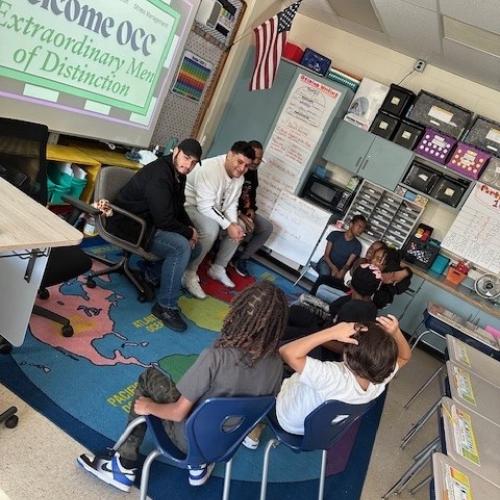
[{"left": 445, "top": 266, "right": 467, "bottom": 285}]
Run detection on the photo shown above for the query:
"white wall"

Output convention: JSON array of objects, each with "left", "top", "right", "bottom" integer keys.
[{"left": 288, "top": 14, "right": 500, "bottom": 240}]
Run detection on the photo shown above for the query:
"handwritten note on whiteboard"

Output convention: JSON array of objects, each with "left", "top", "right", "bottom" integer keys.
[
  {"left": 257, "top": 73, "right": 342, "bottom": 216},
  {"left": 441, "top": 183, "right": 500, "bottom": 273},
  {"left": 266, "top": 191, "right": 331, "bottom": 266}
]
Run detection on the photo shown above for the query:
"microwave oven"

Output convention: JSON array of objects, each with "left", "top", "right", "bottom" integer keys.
[{"left": 301, "top": 175, "right": 355, "bottom": 214}]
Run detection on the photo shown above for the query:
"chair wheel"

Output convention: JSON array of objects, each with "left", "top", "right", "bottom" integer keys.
[
  {"left": 62, "top": 325, "right": 74, "bottom": 337},
  {"left": 86, "top": 279, "right": 96, "bottom": 288},
  {"left": 137, "top": 294, "right": 147, "bottom": 303},
  {"left": 5, "top": 415, "right": 18, "bottom": 429},
  {"left": 38, "top": 288, "right": 50, "bottom": 300}
]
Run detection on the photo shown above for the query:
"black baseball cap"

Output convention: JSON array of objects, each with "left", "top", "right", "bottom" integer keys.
[{"left": 177, "top": 138, "right": 202, "bottom": 164}]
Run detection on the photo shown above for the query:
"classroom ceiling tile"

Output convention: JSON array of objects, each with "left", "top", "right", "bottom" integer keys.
[
  {"left": 327, "top": 0, "right": 384, "bottom": 32},
  {"left": 399, "top": 0, "right": 438, "bottom": 11},
  {"left": 299, "top": 0, "right": 341, "bottom": 27},
  {"left": 372, "top": 0, "right": 442, "bottom": 57},
  {"left": 440, "top": 0, "right": 500, "bottom": 36}
]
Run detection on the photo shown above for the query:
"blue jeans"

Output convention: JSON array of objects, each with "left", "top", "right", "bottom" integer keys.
[{"left": 147, "top": 230, "right": 201, "bottom": 309}]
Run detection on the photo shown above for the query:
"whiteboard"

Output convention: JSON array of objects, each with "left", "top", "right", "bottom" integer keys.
[
  {"left": 441, "top": 183, "right": 500, "bottom": 274},
  {"left": 266, "top": 191, "right": 331, "bottom": 266}
]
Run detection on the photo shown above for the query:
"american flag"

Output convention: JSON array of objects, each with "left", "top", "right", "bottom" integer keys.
[{"left": 249, "top": 1, "right": 303, "bottom": 91}]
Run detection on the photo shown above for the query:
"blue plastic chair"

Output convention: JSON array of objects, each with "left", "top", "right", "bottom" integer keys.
[
  {"left": 116, "top": 395, "right": 275, "bottom": 500},
  {"left": 259, "top": 399, "right": 376, "bottom": 500}
]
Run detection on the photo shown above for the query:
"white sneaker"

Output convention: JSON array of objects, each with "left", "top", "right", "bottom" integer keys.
[
  {"left": 188, "top": 463, "right": 215, "bottom": 486},
  {"left": 208, "top": 264, "right": 235, "bottom": 288},
  {"left": 182, "top": 271, "right": 206, "bottom": 299}
]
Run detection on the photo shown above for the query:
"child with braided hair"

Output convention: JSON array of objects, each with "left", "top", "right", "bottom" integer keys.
[{"left": 77, "top": 281, "right": 288, "bottom": 492}]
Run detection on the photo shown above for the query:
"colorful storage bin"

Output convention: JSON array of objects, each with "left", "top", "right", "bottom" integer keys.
[
  {"left": 446, "top": 143, "right": 490, "bottom": 180},
  {"left": 415, "top": 128, "right": 456, "bottom": 164}
]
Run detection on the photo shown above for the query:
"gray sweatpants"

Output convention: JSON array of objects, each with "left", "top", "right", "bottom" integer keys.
[
  {"left": 117, "top": 367, "right": 187, "bottom": 464},
  {"left": 185, "top": 207, "right": 240, "bottom": 271}
]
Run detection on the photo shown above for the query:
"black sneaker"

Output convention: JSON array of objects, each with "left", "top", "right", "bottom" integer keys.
[
  {"left": 233, "top": 259, "right": 249, "bottom": 277},
  {"left": 152, "top": 303, "right": 187, "bottom": 332}
]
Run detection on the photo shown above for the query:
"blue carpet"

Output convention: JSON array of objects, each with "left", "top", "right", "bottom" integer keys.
[{"left": 0, "top": 253, "right": 385, "bottom": 499}]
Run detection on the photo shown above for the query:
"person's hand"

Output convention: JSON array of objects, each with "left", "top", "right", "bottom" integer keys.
[
  {"left": 134, "top": 396, "right": 153, "bottom": 416},
  {"left": 329, "top": 264, "right": 340, "bottom": 277},
  {"left": 227, "top": 223, "right": 245, "bottom": 241},
  {"left": 376, "top": 315, "right": 400, "bottom": 337},
  {"left": 189, "top": 227, "right": 198, "bottom": 248},
  {"left": 95, "top": 199, "right": 113, "bottom": 217},
  {"left": 328, "top": 322, "right": 365, "bottom": 344}
]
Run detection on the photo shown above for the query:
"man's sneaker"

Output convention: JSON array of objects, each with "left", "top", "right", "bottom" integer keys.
[
  {"left": 188, "top": 463, "right": 215, "bottom": 486},
  {"left": 298, "top": 293, "right": 330, "bottom": 313},
  {"left": 242, "top": 422, "right": 264, "bottom": 450},
  {"left": 77, "top": 452, "right": 136, "bottom": 492},
  {"left": 232, "top": 259, "right": 249, "bottom": 277},
  {"left": 208, "top": 264, "right": 235, "bottom": 288},
  {"left": 152, "top": 303, "right": 187, "bottom": 332},
  {"left": 182, "top": 271, "right": 206, "bottom": 299}
]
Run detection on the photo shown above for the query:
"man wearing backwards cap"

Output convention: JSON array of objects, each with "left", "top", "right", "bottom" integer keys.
[{"left": 106, "top": 138, "right": 203, "bottom": 333}]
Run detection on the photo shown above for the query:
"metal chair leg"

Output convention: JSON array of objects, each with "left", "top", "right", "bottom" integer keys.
[
  {"left": 112, "top": 416, "right": 146, "bottom": 451},
  {"left": 404, "top": 365, "right": 444, "bottom": 409},
  {"left": 140, "top": 449, "right": 161, "bottom": 500},
  {"left": 259, "top": 439, "right": 279, "bottom": 500},
  {"left": 222, "top": 459, "right": 233, "bottom": 500},
  {"left": 410, "top": 330, "right": 432, "bottom": 350},
  {"left": 409, "top": 473, "right": 433, "bottom": 496},
  {"left": 318, "top": 449, "right": 327, "bottom": 500},
  {"left": 382, "top": 438, "right": 439, "bottom": 498},
  {"left": 413, "top": 435, "right": 439, "bottom": 461},
  {"left": 401, "top": 400, "right": 440, "bottom": 449}
]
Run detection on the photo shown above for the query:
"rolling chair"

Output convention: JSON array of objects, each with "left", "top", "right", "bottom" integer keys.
[
  {"left": 0, "top": 117, "right": 92, "bottom": 338},
  {"left": 259, "top": 399, "right": 377, "bottom": 500},
  {"left": 111, "top": 395, "right": 275, "bottom": 500},
  {"left": 82, "top": 166, "right": 159, "bottom": 302}
]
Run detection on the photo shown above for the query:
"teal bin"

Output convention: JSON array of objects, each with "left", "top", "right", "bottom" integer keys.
[
  {"left": 47, "top": 163, "right": 72, "bottom": 204},
  {"left": 69, "top": 176, "right": 87, "bottom": 199},
  {"left": 430, "top": 254, "right": 450, "bottom": 275}
]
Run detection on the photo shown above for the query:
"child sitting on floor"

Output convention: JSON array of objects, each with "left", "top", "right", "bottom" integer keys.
[
  {"left": 77, "top": 281, "right": 288, "bottom": 491},
  {"left": 277, "top": 316, "right": 411, "bottom": 435}
]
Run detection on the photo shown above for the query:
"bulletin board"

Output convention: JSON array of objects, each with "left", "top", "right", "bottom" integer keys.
[
  {"left": 441, "top": 183, "right": 500, "bottom": 273},
  {"left": 150, "top": 1, "right": 245, "bottom": 148}
]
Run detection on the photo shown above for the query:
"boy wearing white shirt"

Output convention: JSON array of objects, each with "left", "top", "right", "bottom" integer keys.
[
  {"left": 277, "top": 316, "right": 411, "bottom": 435},
  {"left": 183, "top": 142, "right": 255, "bottom": 297}
]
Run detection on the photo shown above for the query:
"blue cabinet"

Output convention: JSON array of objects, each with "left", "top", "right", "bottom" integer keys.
[{"left": 323, "top": 121, "right": 413, "bottom": 191}]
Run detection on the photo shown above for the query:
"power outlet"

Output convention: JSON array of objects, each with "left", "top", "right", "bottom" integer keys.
[{"left": 414, "top": 59, "right": 427, "bottom": 72}]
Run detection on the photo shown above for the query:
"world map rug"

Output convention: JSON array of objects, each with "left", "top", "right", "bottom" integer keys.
[{"left": 0, "top": 249, "right": 386, "bottom": 500}]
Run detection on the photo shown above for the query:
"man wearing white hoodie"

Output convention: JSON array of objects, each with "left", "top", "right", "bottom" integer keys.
[{"left": 183, "top": 141, "right": 255, "bottom": 297}]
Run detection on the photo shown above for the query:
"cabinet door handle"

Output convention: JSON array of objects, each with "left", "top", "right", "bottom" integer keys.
[
  {"left": 355, "top": 156, "right": 363, "bottom": 168},
  {"left": 360, "top": 158, "right": 369, "bottom": 170}
]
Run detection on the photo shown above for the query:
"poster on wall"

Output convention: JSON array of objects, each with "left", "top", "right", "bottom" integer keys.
[
  {"left": 441, "top": 182, "right": 500, "bottom": 273},
  {"left": 257, "top": 73, "right": 342, "bottom": 216},
  {"left": 171, "top": 51, "right": 213, "bottom": 102}
]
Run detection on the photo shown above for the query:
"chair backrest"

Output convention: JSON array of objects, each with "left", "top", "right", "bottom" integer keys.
[
  {"left": 182, "top": 396, "right": 275, "bottom": 466},
  {"left": 301, "top": 399, "right": 377, "bottom": 451},
  {"left": 0, "top": 117, "right": 49, "bottom": 205},
  {"left": 94, "top": 166, "right": 136, "bottom": 203}
]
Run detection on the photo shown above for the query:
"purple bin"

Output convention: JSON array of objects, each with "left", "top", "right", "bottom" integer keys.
[
  {"left": 415, "top": 128, "right": 456, "bottom": 164},
  {"left": 446, "top": 143, "right": 490, "bottom": 180}
]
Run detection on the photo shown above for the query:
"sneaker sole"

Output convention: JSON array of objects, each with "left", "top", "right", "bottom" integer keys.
[
  {"left": 188, "top": 463, "right": 215, "bottom": 487},
  {"left": 151, "top": 311, "right": 188, "bottom": 333},
  {"left": 77, "top": 455, "right": 132, "bottom": 493},
  {"left": 242, "top": 439, "right": 259, "bottom": 450}
]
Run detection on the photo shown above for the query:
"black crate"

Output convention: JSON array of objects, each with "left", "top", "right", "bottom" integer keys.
[
  {"left": 430, "top": 176, "right": 469, "bottom": 207},
  {"left": 393, "top": 120, "right": 424, "bottom": 150},
  {"left": 380, "top": 84, "right": 415, "bottom": 117},
  {"left": 463, "top": 116, "right": 500, "bottom": 157},
  {"left": 406, "top": 91, "right": 473, "bottom": 139},
  {"left": 369, "top": 111, "right": 399, "bottom": 139},
  {"left": 404, "top": 161, "right": 441, "bottom": 193}
]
